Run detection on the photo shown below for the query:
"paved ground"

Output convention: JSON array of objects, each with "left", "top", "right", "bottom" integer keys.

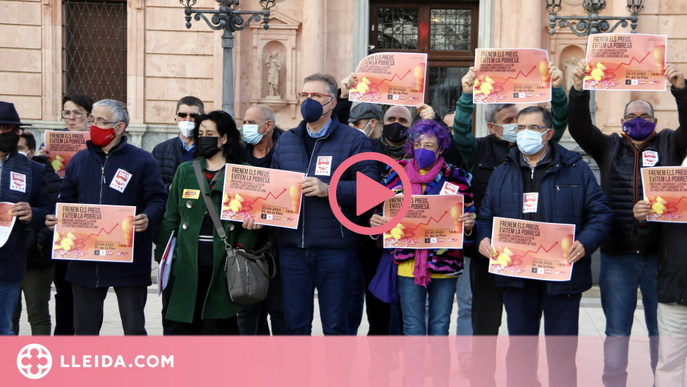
[{"left": 15, "top": 284, "right": 650, "bottom": 337}]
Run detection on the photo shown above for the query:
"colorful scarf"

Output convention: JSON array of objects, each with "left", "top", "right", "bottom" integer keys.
[{"left": 404, "top": 156, "right": 445, "bottom": 287}]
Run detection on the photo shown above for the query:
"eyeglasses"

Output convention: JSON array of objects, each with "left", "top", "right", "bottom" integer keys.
[
  {"left": 0, "top": 125, "right": 22, "bottom": 134},
  {"left": 87, "top": 119, "right": 118, "bottom": 127},
  {"left": 177, "top": 112, "right": 200, "bottom": 119},
  {"left": 516, "top": 125, "right": 549, "bottom": 133},
  {"left": 297, "top": 92, "right": 334, "bottom": 101},
  {"left": 624, "top": 114, "right": 653, "bottom": 122},
  {"left": 62, "top": 110, "right": 86, "bottom": 119}
]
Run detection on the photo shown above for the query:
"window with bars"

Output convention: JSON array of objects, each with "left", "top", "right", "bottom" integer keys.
[
  {"left": 63, "top": 0, "right": 127, "bottom": 102},
  {"left": 370, "top": 2, "right": 478, "bottom": 121}
]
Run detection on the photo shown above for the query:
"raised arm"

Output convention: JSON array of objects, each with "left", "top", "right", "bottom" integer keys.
[
  {"left": 664, "top": 64, "right": 687, "bottom": 161},
  {"left": 549, "top": 63, "right": 568, "bottom": 144},
  {"left": 453, "top": 67, "right": 479, "bottom": 172},
  {"left": 568, "top": 59, "right": 612, "bottom": 162}
]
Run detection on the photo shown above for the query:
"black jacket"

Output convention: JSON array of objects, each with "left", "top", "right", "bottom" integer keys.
[
  {"left": 472, "top": 135, "right": 512, "bottom": 211},
  {"left": 151, "top": 136, "right": 188, "bottom": 188},
  {"left": 634, "top": 220, "right": 687, "bottom": 305},
  {"left": 25, "top": 156, "right": 62, "bottom": 268},
  {"left": 568, "top": 86, "right": 687, "bottom": 254}
]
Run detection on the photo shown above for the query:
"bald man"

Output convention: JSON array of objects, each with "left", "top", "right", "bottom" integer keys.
[{"left": 570, "top": 60, "right": 687, "bottom": 385}]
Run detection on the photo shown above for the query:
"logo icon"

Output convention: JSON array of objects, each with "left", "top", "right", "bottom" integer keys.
[{"left": 17, "top": 344, "right": 52, "bottom": 380}]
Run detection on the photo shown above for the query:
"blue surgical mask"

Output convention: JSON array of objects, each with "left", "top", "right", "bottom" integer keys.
[
  {"left": 300, "top": 97, "right": 332, "bottom": 123},
  {"left": 494, "top": 123, "right": 517, "bottom": 143},
  {"left": 242, "top": 122, "right": 267, "bottom": 145},
  {"left": 516, "top": 129, "right": 550, "bottom": 155}
]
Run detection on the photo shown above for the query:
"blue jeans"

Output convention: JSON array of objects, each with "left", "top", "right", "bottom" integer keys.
[
  {"left": 397, "top": 276, "right": 457, "bottom": 336},
  {"left": 456, "top": 257, "right": 473, "bottom": 336},
  {"left": 347, "top": 256, "right": 365, "bottom": 335},
  {"left": 279, "top": 247, "right": 355, "bottom": 335},
  {"left": 600, "top": 251, "right": 659, "bottom": 386},
  {"left": 0, "top": 280, "right": 22, "bottom": 335}
]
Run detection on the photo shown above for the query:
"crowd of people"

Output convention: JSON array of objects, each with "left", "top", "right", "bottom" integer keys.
[{"left": 0, "top": 57, "right": 686, "bottom": 386}]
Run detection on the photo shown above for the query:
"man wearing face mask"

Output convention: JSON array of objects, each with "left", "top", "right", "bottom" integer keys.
[
  {"left": 271, "top": 73, "right": 377, "bottom": 335},
  {"left": 478, "top": 106, "right": 613, "bottom": 387},
  {"left": 569, "top": 60, "right": 687, "bottom": 386},
  {"left": 0, "top": 102, "right": 51, "bottom": 336},
  {"left": 348, "top": 103, "right": 383, "bottom": 140},
  {"left": 45, "top": 99, "right": 168, "bottom": 335},
  {"left": 152, "top": 96, "right": 205, "bottom": 191},
  {"left": 237, "top": 105, "right": 286, "bottom": 335},
  {"left": 451, "top": 64, "right": 568, "bottom": 385}
]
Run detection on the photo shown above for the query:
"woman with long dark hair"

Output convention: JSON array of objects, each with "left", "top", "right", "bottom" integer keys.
[{"left": 156, "top": 110, "right": 260, "bottom": 335}]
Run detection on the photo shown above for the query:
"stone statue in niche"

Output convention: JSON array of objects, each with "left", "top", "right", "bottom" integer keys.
[
  {"left": 564, "top": 56, "right": 577, "bottom": 91},
  {"left": 266, "top": 51, "right": 282, "bottom": 99}
]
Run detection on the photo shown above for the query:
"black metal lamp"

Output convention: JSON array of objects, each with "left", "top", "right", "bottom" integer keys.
[
  {"left": 627, "top": 0, "right": 645, "bottom": 15},
  {"left": 545, "top": 0, "right": 562, "bottom": 15}
]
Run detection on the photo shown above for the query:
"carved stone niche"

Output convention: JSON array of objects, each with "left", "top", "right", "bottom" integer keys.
[{"left": 250, "top": 10, "right": 301, "bottom": 118}]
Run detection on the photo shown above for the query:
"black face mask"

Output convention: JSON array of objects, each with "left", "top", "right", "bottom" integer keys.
[
  {"left": 382, "top": 122, "right": 408, "bottom": 143},
  {"left": 197, "top": 136, "right": 222, "bottom": 159},
  {"left": 0, "top": 131, "right": 19, "bottom": 154}
]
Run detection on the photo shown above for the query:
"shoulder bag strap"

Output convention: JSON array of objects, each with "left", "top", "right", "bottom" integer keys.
[{"left": 193, "top": 158, "right": 229, "bottom": 248}]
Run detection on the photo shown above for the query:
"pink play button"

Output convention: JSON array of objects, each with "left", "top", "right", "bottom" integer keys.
[{"left": 356, "top": 171, "right": 395, "bottom": 216}]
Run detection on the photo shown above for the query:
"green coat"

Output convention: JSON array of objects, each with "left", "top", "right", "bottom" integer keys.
[{"left": 155, "top": 157, "right": 258, "bottom": 323}]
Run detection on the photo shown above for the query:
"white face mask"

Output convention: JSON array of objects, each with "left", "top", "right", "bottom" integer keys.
[
  {"left": 359, "top": 120, "right": 374, "bottom": 138},
  {"left": 18, "top": 151, "right": 28, "bottom": 157},
  {"left": 178, "top": 121, "right": 195, "bottom": 138}
]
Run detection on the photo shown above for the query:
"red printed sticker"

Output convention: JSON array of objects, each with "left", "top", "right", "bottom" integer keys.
[
  {"left": 315, "top": 156, "right": 333, "bottom": 176},
  {"left": 440, "top": 181, "right": 460, "bottom": 196},
  {"left": 10, "top": 172, "right": 26, "bottom": 193},
  {"left": 643, "top": 151, "right": 659, "bottom": 167},
  {"left": 523, "top": 192, "right": 539, "bottom": 214},
  {"left": 109, "top": 169, "right": 132, "bottom": 193}
]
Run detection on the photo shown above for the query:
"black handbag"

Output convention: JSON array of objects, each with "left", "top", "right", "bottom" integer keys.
[{"left": 193, "top": 159, "right": 275, "bottom": 305}]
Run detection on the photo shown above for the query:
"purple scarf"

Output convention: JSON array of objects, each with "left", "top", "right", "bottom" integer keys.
[{"left": 405, "top": 157, "right": 444, "bottom": 287}]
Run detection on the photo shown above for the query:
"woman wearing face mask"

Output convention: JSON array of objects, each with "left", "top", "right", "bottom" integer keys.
[
  {"left": 155, "top": 110, "right": 260, "bottom": 335},
  {"left": 370, "top": 120, "right": 477, "bottom": 335}
]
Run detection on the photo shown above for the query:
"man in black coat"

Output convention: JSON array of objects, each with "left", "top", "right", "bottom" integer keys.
[{"left": 569, "top": 60, "right": 687, "bottom": 385}]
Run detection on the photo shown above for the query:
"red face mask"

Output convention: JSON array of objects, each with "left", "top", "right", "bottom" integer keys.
[{"left": 90, "top": 125, "right": 117, "bottom": 147}]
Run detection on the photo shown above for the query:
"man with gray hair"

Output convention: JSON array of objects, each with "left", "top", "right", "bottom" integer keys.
[
  {"left": 453, "top": 65, "right": 568, "bottom": 383},
  {"left": 271, "top": 73, "right": 377, "bottom": 335},
  {"left": 46, "top": 99, "right": 168, "bottom": 335}
]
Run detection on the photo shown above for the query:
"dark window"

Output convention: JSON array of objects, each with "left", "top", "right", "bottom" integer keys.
[
  {"left": 63, "top": 0, "right": 127, "bottom": 102},
  {"left": 370, "top": 1, "right": 478, "bottom": 120}
]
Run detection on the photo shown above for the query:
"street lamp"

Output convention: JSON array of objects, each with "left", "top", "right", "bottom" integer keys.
[
  {"left": 545, "top": 0, "right": 645, "bottom": 36},
  {"left": 180, "top": 0, "right": 276, "bottom": 117}
]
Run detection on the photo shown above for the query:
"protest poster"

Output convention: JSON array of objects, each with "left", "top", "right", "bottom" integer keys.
[
  {"left": 383, "top": 195, "right": 464, "bottom": 249},
  {"left": 348, "top": 52, "right": 428, "bottom": 107},
  {"left": 220, "top": 164, "right": 305, "bottom": 229},
  {"left": 44, "top": 131, "right": 90, "bottom": 178},
  {"left": 0, "top": 202, "right": 17, "bottom": 248},
  {"left": 473, "top": 48, "right": 551, "bottom": 104},
  {"left": 584, "top": 33, "right": 668, "bottom": 91},
  {"left": 641, "top": 166, "right": 687, "bottom": 223},
  {"left": 489, "top": 217, "right": 576, "bottom": 281},
  {"left": 52, "top": 203, "right": 136, "bottom": 263}
]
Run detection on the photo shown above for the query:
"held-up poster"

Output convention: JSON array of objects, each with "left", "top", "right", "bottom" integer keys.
[
  {"left": 0, "top": 202, "right": 17, "bottom": 248},
  {"left": 52, "top": 203, "right": 136, "bottom": 263},
  {"left": 473, "top": 49, "right": 551, "bottom": 104},
  {"left": 383, "top": 195, "right": 464, "bottom": 249},
  {"left": 489, "top": 217, "right": 576, "bottom": 281},
  {"left": 44, "top": 131, "right": 90, "bottom": 178},
  {"left": 641, "top": 166, "right": 687, "bottom": 223},
  {"left": 220, "top": 164, "right": 305, "bottom": 229},
  {"left": 584, "top": 33, "right": 668, "bottom": 91},
  {"left": 349, "top": 52, "right": 428, "bottom": 107}
]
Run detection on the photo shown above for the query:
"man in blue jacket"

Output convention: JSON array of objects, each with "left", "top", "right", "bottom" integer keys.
[
  {"left": 477, "top": 106, "right": 613, "bottom": 387},
  {"left": 46, "top": 99, "right": 168, "bottom": 335},
  {"left": 0, "top": 101, "right": 51, "bottom": 335},
  {"left": 271, "top": 73, "right": 377, "bottom": 335}
]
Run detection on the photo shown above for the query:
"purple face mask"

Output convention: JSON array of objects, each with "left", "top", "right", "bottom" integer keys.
[
  {"left": 622, "top": 118, "right": 655, "bottom": 141},
  {"left": 414, "top": 148, "right": 437, "bottom": 169}
]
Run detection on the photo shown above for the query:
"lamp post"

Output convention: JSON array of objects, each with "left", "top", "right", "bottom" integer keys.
[
  {"left": 180, "top": 0, "right": 276, "bottom": 117},
  {"left": 545, "top": 0, "right": 645, "bottom": 124}
]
